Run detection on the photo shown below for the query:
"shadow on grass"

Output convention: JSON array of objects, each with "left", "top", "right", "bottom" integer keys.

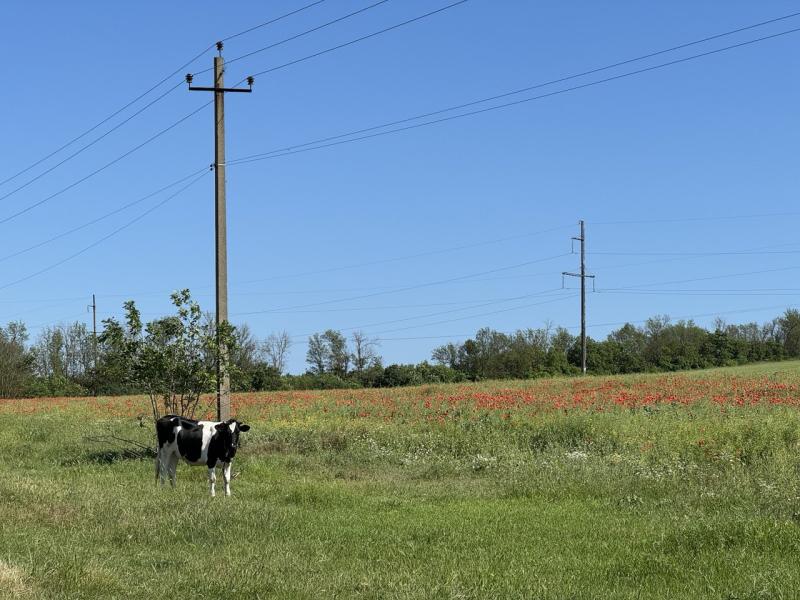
[{"left": 61, "top": 446, "right": 155, "bottom": 466}]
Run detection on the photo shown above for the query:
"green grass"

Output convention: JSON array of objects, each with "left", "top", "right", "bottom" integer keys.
[{"left": 2, "top": 363, "right": 800, "bottom": 598}]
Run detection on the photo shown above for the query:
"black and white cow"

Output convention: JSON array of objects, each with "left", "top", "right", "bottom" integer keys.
[{"left": 155, "top": 414, "right": 250, "bottom": 497}]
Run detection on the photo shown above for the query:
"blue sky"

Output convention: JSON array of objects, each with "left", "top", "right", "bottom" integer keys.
[{"left": 3, "top": 0, "right": 800, "bottom": 373}]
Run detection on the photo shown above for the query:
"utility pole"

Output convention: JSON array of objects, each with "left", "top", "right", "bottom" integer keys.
[
  {"left": 187, "top": 42, "right": 254, "bottom": 420},
  {"left": 562, "top": 220, "right": 595, "bottom": 375},
  {"left": 87, "top": 294, "right": 97, "bottom": 396}
]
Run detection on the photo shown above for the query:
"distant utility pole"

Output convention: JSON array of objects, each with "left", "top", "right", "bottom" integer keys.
[
  {"left": 88, "top": 294, "right": 97, "bottom": 396},
  {"left": 563, "top": 220, "right": 595, "bottom": 375},
  {"left": 187, "top": 42, "right": 254, "bottom": 421}
]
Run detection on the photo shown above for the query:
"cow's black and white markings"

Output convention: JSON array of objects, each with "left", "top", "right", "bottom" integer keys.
[{"left": 155, "top": 415, "right": 250, "bottom": 497}]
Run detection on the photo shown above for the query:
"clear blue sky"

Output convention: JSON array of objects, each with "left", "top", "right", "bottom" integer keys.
[{"left": 3, "top": 0, "right": 800, "bottom": 373}]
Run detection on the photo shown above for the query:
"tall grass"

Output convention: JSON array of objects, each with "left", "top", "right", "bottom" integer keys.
[{"left": 1, "top": 362, "right": 799, "bottom": 598}]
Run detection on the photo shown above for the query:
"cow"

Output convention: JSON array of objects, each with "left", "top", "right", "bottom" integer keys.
[{"left": 155, "top": 414, "right": 251, "bottom": 497}]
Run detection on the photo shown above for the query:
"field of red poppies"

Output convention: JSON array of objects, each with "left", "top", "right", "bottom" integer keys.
[{"left": 4, "top": 360, "right": 799, "bottom": 422}]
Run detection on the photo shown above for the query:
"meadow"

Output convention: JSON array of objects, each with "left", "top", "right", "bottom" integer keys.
[{"left": 2, "top": 361, "right": 800, "bottom": 599}]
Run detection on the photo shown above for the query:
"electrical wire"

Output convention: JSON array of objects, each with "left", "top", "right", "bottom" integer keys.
[
  {"left": 289, "top": 287, "right": 570, "bottom": 338},
  {"left": 246, "top": 0, "right": 470, "bottom": 79},
  {"left": 221, "top": 0, "right": 331, "bottom": 43},
  {"left": 367, "top": 293, "right": 577, "bottom": 336},
  {"left": 232, "top": 224, "right": 572, "bottom": 286},
  {"left": 0, "top": 101, "right": 212, "bottom": 226},
  {"left": 602, "top": 265, "right": 800, "bottom": 291},
  {"left": 580, "top": 304, "right": 794, "bottom": 331},
  {"left": 0, "top": 82, "right": 186, "bottom": 204},
  {"left": 229, "top": 26, "right": 800, "bottom": 165},
  {"left": 210, "top": 0, "right": 394, "bottom": 72},
  {"left": 0, "top": 0, "right": 332, "bottom": 190},
  {"left": 591, "top": 250, "right": 800, "bottom": 257},
  {"left": 229, "top": 10, "right": 800, "bottom": 164},
  {"left": 0, "top": 171, "right": 208, "bottom": 292},
  {"left": 233, "top": 252, "right": 571, "bottom": 315},
  {"left": 0, "top": 167, "right": 208, "bottom": 264}
]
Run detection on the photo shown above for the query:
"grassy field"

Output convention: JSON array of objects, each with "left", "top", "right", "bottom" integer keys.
[{"left": 2, "top": 362, "right": 800, "bottom": 599}]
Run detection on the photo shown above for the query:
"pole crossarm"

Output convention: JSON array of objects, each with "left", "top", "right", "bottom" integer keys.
[{"left": 188, "top": 86, "right": 253, "bottom": 93}]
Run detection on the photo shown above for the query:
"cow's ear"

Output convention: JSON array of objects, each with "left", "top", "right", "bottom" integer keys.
[
  {"left": 214, "top": 422, "right": 228, "bottom": 432},
  {"left": 239, "top": 424, "right": 250, "bottom": 432}
]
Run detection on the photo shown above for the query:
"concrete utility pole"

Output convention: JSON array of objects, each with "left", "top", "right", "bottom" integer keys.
[
  {"left": 87, "top": 294, "right": 97, "bottom": 395},
  {"left": 187, "top": 42, "right": 254, "bottom": 420},
  {"left": 562, "top": 220, "right": 595, "bottom": 375}
]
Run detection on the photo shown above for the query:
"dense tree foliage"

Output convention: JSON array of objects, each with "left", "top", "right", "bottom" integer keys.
[{"left": 1, "top": 304, "right": 798, "bottom": 398}]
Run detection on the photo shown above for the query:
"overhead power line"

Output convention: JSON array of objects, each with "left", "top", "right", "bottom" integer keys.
[
  {"left": 0, "top": 82, "right": 185, "bottom": 205},
  {"left": 0, "top": 167, "right": 208, "bottom": 264},
  {"left": 289, "top": 288, "right": 571, "bottom": 338},
  {"left": 592, "top": 211, "right": 800, "bottom": 225},
  {"left": 580, "top": 304, "right": 795, "bottom": 331},
  {"left": 0, "top": 0, "right": 332, "bottom": 190},
  {"left": 211, "top": 0, "right": 394, "bottom": 72},
  {"left": 233, "top": 252, "right": 571, "bottom": 315},
  {"left": 591, "top": 250, "right": 800, "bottom": 257},
  {"left": 367, "top": 293, "right": 578, "bottom": 336},
  {"left": 245, "top": 0, "right": 470, "bottom": 79},
  {"left": 597, "top": 288, "right": 800, "bottom": 297},
  {"left": 605, "top": 265, "right": 800, "bottom": 291},
  {"left": 221, "top": 0, "right": 331, "bottom": 42},
  {"left": 230, "top": 10, "right": 800, "bottom": 164},
  {"left": 0, "top": 171, "right": 208, "bottom": 292},
  {"left": 233, "top": 224, "right": 571, "bottom": 286},
  {"left": 229, "top": 25, "right": 800, "bottom": 166},
  {"left": 0, "top": 101, "right": 212, "bottom": 226}
]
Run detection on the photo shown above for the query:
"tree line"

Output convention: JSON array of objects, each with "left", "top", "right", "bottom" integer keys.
[{"left": 1, "top": 291, "right": 799, "bottom": 398}]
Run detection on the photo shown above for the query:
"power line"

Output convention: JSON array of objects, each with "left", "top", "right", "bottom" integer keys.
[
  {"left": 604, "top": 265, "right": 800, "bottom": 291},
  {"left": 0, "top": 171, "right": 208, "bottom": 292},
  {"left": 221, "top": 0, "right": 331, "bottom": 43},
  {"left": 592, "top": 211, "right": 800, "bottom": 225},
  {"left": 0, "top": 101, "right": 212, "bottom": 226},
  {"left": 0, "top": 82, "right": 185, "bottom": 205},
  {"left": 597, "top": 288, "right": 800, "bottom": 297},
  {"left": 232, "top": 224, "right": 571, "bottom": 286},
  {"left": 246, "top": 0, "right": 470, "bottom": 79},
  {"left": 0, "top": 55, "right": 210, "bottom": 191},
  {"left": 289, "top": 288, "right": 570, "bottom": 338},
  {"left": 229, "top": 10, "right": 800, "bottom": 164},
  {"left": 0, "top": 167, "right": 207, "bottom": 264},
  {"left": 0, "top": 0, "right": 332, "bottom": 190},
  {"left": 580, "top": 304, "right": 795, "bottom": 331},
  {"left": 233, "top": 252, "right": 571, "bottom": 315},
  {"left": 214, "top": 0, "right": 394, "bottom": 71},
  {"left": 368, "top": 293, "right": 577, "bottom": 336},
  {"left": 229, "top": 25, "right": 800, "bottom": 165},
  {"left": 590, "top": 250, "right": 800, "bottom": 257}
]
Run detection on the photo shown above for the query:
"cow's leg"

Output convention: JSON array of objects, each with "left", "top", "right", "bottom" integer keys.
[
  {"left": 223, "top": 462, "right": 232, "bottom": 497},
  {"left": 155, "top": 448, "right": 161, "bottom": 486},
  {"left": 168, "top": 453, "right": 179, "bottom": 488},
  {"left": 208, "top": 467, "right": 217, "bottom": 497}
]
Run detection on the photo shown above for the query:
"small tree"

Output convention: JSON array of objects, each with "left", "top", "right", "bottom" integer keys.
[
  {"left": 100, "top": 290, "right": 235, "bottom": 421},
  {"left": 323, "top": 330, "right": 350, "bottom": 377},
  {"left": 351, "top": 331, "right": 380, "bottom": 373},
  {"left": 306, "top": 333, "right": 327, "bottom": 375},
  {"left": 0, "top": 322, "right": 33, "bottom": 398},
  {"left": 262, "top": 331, "right": 291, "bottom": 374}
]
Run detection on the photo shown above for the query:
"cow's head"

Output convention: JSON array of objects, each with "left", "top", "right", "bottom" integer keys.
[{"left": 214, "top": 419, "right": 251, "bottom": 459}]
